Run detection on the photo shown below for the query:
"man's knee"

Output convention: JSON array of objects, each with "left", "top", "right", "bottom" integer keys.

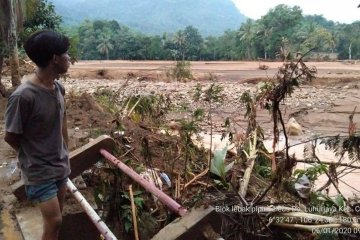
[{"left": 46, "top": 215, "right": 63, "bottom": 230}]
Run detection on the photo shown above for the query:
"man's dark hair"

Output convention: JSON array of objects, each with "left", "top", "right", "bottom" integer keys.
[{"left": 24, "top": 30, "right": 70, "bottom": 68}]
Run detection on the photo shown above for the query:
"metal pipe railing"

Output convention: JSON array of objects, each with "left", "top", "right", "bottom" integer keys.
[
  {"left": 100, "top": 149, "right": 188, "bottom": 217},
  {"left": 66, "top": 179, "right": 118, "bottom": 240}
]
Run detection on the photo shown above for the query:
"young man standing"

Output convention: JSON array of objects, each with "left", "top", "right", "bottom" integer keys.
[{"left": 4, "top": 30, "right": 71, "bottom": 240}]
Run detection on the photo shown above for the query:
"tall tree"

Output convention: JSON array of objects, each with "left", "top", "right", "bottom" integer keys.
[
  {"left": 337, "top": 22, "right": 360, "bottom": 60},
  {"left": 257, "top": 4, "right": 303, "bottom": 59},
  {"left": 96, "top": 32, "right": 113, "bottom": 60},
  {"left": 173, "top": 30, "right": 186, "bottom": 60},
  {"left": 202, "top": 36, "right": 219, "bottom": 60},
  {"left": 22, "top": 0, "right": 61, "bottom": 41},
  {"left": 302, "top": 26, "right": 334, "bottom": 53},
  {"left": 7, "top": 0, "right": 22, "bottom": 87},
  {"left": 183, "top": 25, "right": 204, "bottom": 60},
  {"left": 217, "top": 30, "right": 239, "bottom": 60},
  {"left": 238, "top": 19, "right": 257, "bottom": 59}
]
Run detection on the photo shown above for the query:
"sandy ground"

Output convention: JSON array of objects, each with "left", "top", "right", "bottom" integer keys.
[
  {"left": 69, "top": 60, "right": 360, "bottom": 79},
  {"left": 0, "top": 60, "right": 360, "bottom": 239}
]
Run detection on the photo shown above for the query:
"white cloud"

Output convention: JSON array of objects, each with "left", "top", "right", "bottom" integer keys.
[{"left": 231, "top": 0, "right": 360, "bottom": 24}]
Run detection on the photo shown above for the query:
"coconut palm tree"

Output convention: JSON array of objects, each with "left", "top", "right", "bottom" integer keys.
[
  {"left": 96, "top": 33, "right": 113, "bottom": 60},
  {"left": 173, "top": 30, "right": 186, "bottom": 60},
  {"left": 238, "top": 19, "right": 256, "bottom": 60}
]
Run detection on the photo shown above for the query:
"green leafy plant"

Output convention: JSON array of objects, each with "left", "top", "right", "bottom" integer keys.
[
  {"left": 167, "top": 60, "right": 193, "bottom": 81},
  {"left": 94, "top": 88, "right": 119, "bottom": 114},
  {"left": 122, "top": 94, "right": 171, "bottom": 123},
  {"left": 309, "top": 193, "right": 347, "bottom": 215},
  {"left": 120, "top": 191, "right": 145, "bottom": 232},
  {"left": 210, "top": 145, "right": 234, "bottom": 186},
  {"left": 293, "top": 163, "right": 328, "bottom": 182},
  {"left": 194, "top": 83, "right": 224, "bottom": 167},
  {"left": 178, "top": 108, "right": 204, "bottom": 177}
]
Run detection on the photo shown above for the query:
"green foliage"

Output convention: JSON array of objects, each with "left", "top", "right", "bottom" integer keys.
[
  {"left": 182, "top": 26, "right": 204, "bottom": 60},
  {"left": 46, "top": 2, "right": 360, "bottom": 61},
  {"left": 216, "top": 30, "right": 241, "bottom": 60},
  {"left": 168, "top": 60, "right": 193, "bottom": 81},
  {"left": 93, "top": 88, "right": 118, "bottom": 114},
  {"left": 238, "top": 19, "right": 257, "bottom": 59},
  {"left": 210, "top": 145, "right": 234, "bottom": 186},
  {"left": 169, "top": 26, "right": 204, "bottom": 60},
  {"left": 322, "top": 135, "right": 360, "bottom": 162},
  {"left": 293, "top": 164, "right": 328, "bottom": 182},
  {"left": 120, "top": 191, "right": 145, "bottom": 232},
  {"left": 194, "top": 83, "right": 224, "bottom": 103},
  {"left": 123, "top": 94, "right": 171, "bottom": 123},
  {"left": 240, "top": 91, "right": 255, "bottom": 118},
  {"left": 96, "top": 31, "right": 114, "bottom": 60},
  {"left": 93, "top": 163, "right": 158, "bottom": 237},
  {"left": 309, "top": 193, "right": 347, "bottom": 215},
  {"left": 21, "top": 0, "right": 62, "bottom": 41},
  {"left": 336, "top": 22, "right": 360, "bottom": 60},
  {"left": 177, "top": 108, "right": 205, "bottom": 175},
  {"left": 264, "top": 60, "right": 316, "bottom": 109},
  {"left": 178, "top": 109, "right": 204, "bottom": 141},
  {"left": 301, "top": 26, "right": 334, "bottom": 53},
  {"left": 67, "top": 33, "right": 79, "bottom": 63},
  {"left": 253, "top": 155, "right": 272, "bottom": 178},
  {"left": 257, "top": 4, "right": 303, "bottom": 59}
]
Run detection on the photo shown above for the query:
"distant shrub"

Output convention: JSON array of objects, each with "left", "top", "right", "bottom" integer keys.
[
  {"left": 167, "top": 61, "right": 193, "bottom": 82},
  {"left": 322, "top": 55, "right": 331, "bottom": 61}
]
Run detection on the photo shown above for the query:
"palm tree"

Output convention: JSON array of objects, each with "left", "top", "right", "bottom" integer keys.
[
  {"left": 173, "top": 30, "right": 186, "bottom": 60},
  {"left": 238, "top": 19, "right": 255, "bottom": 60},
  {"left": 96, "top": 34, "right": 113, "bottom": 60},
  {"left": 256, "top": 25, "right": 273, "bottom": 60}
]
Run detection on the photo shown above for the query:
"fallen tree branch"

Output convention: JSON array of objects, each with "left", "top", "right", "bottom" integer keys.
[
  {"left": 275, "top": 212, "right": 348, "bottom": 224},
  {"left": 240, "top": 130, "right": 257, "bottom": 197},
  {"left": 252, "top": 179, "right": 277, "bottom": 206},
  {"left": 183, "top": 168, "right": 209, "bottom": 189},
  {"left": 310, "top": 143, "right": 349, "bottom": 209},
  {"left": 316, "top": 179, "right": 331, "bottom": 192},
  {"left": 296, "top": 159, "right": 360, "bottom": 169}
]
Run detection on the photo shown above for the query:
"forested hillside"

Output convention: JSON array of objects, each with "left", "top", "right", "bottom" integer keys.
[
  {"left": 67, "top": 4, "right": 360, "bottom": 61},
  {"left": 50, "top": 0, "right": 247, "bottom": 36},
  {"left": 2, "top": 0, "right": 359, "bottom": 65}
]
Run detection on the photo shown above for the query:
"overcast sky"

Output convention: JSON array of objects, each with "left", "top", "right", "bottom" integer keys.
[{"left": 231, "top": 0, "right": 360, "bottom": 24}]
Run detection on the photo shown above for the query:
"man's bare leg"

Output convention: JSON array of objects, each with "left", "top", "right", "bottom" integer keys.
[
  {"left": 38, "top": 197, "right": 62, "bottom": 240},
  {"left": 57, "top": 183, "right": 67, "bottom": 212}
]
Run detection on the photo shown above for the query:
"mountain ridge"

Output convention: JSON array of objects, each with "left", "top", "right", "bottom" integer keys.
[{"left": 50, "top": 0, "right": 247, "bottom": 36}]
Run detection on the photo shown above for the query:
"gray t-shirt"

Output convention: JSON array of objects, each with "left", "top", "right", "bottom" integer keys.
[{"left": 5, "top": 80, "right": 70, "bottom": 185}]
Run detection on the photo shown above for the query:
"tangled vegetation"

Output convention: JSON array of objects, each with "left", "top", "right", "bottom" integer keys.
[{"left": 74, "top": 55, "right": 360, "bottom": 240}]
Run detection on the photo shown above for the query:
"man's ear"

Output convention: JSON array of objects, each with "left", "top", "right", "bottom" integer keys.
[{"left": 53, "top": 54, "right": 60, "bottom": 64}]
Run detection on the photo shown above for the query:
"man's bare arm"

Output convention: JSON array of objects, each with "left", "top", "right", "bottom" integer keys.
[
  {"left": 62, "top": 110, "right": 69, "bottom": 148},
  {"left": 4, "top": 132, "right": 20, "bottom": 152}
]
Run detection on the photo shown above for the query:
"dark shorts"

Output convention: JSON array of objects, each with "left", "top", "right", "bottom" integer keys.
[{"left": 25, "top": 178, "right": 68, "bottom": 204}]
